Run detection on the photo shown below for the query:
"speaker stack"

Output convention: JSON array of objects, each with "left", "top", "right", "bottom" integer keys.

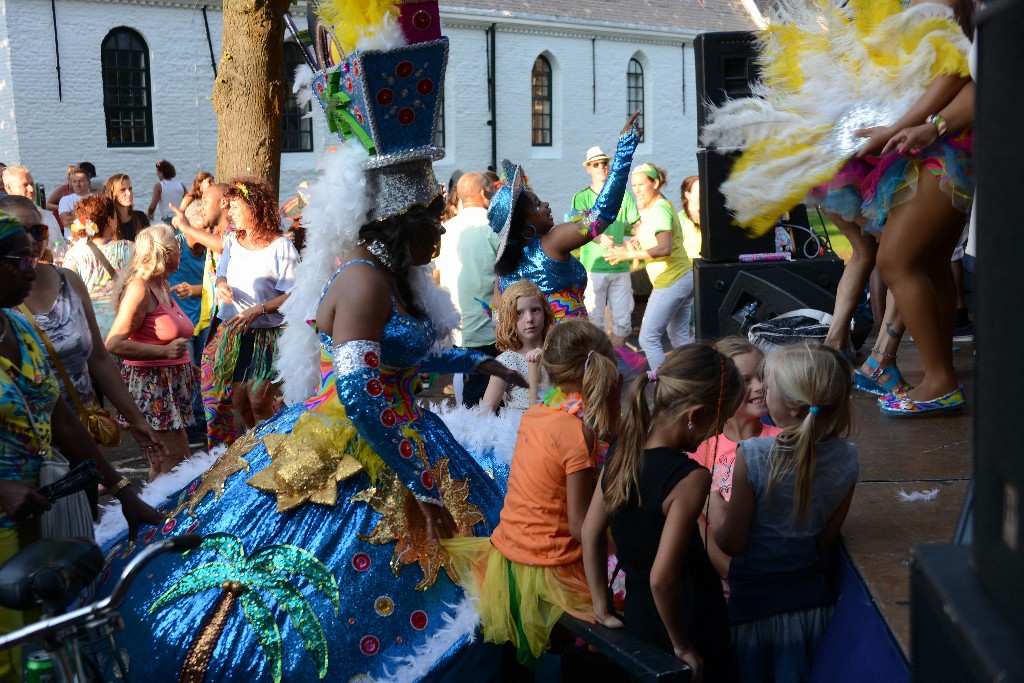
[{"left": 692, "top": 31, "right": 851, "bottom": 342}]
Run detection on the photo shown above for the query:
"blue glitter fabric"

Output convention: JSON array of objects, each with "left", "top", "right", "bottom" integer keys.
[
  {"left": 97, "top": 261, "right": 510, "bottom": 682},
  {"left": 593, "top": 128, "right": 640, "bottom": 224},
  {"left": 497, "top": 239, "right": 589, "bottom": 319}
]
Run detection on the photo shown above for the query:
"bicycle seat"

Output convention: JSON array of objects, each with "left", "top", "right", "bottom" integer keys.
[{"left": 0, "top": 538, "right": 103, "bottom": 612}]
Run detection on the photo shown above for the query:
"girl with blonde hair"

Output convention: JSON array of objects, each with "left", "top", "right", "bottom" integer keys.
[
  {"left": 106, "top": 224, "right": 196, "bottom": 479},
  {"left": 481, "top": 279, "right": 554, "bottom": 413},
  {"left": 446, "top": 319, "right": 621, "bottom": 666},
  {"left": 692, "top": 336, "right": 783, "bottom": 593},
  {"left": 582, "top": 344, "right": 744, "bottom": 681},
  {"left": 711, "top": 341, "right": 858, "bottom": 681}
]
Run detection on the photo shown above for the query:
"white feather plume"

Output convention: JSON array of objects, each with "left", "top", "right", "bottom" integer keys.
[
  {"left": 410, "top": 265, "right": 460, "bottom": 354},
  {"left": 278, "top": 144, "right": 371, "bottom": 403},
  {"left": 384, "top": 596, "right": 481, "bottom": 682},
  {"left": 292, "top": 64, "right": 315, "bottom": 109}
]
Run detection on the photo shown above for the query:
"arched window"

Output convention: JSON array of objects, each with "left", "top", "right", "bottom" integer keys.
[
  {"left": 282, "top": 42, "right": 314, "bottom": 153},
  {"left": 531, "top": 56, "right": 552, "bottom": 147},
  {"left": 101, "top": 28, "right": 153, "bottom": 147},
  {"left": 627, "top": 58, "right": 645, "bottom": 141}
]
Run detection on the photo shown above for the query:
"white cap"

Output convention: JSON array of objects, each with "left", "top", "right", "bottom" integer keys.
[{"left": 583, "top": 146, "right": 610, "bottom": 165}]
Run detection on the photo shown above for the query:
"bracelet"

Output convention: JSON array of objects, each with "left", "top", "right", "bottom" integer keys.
[
  {"left": 108, "top": 476, "right": 132, "bottom": 497},
  {"left": 261, "top": 303, "right": 268, "bottom": 317},
  {"left": 926, "top": 114, "right": 948, "bottom": 136}
]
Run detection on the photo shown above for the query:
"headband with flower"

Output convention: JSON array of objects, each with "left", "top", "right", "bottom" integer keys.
[
  {"left": 71, "top": 218, "right": 99, "bottom": 237},
  {"left": 234, "top": 182, "right": 250, "bottom": 201}
]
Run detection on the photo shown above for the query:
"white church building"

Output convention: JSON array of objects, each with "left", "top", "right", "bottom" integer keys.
[{"left": 0, "top": 0, "right": 759, "bottom": 213}]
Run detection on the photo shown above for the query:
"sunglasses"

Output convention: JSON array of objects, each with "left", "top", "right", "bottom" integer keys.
[
  {"left": 26, "top": 223, "right": 48, "bottom": 243},
  {"left": 1, "top": 254, "right": 40, "bottom": 273},
  {"left": 588, "top": 160, "right": 610, "bottom": 168}
]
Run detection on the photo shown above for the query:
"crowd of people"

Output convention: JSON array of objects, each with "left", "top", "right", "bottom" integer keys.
[{"left": 0, "top": 0, "right": 975, "bottom": 680}]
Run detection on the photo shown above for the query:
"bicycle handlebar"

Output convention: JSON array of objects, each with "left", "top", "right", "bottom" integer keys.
[{"left": 0, "top": 534, "right": 203, "bottom": 650}]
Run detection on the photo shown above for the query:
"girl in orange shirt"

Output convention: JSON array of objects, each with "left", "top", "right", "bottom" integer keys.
[{"left": 445, "top": 319, "right": 620, "bottom": 666}]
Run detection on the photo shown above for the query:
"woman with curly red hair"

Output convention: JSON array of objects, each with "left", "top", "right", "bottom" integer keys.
[
  {"left": 62, "top": 194, "right": 135, "bottom": 337},
  {"left": 200, "top": 178, "right": 300, "bottom": 446}
]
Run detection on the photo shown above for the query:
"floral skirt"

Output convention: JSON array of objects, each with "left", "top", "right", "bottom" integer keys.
[{"left": 119, "top": 362, "right": 196, "bottom": 431}]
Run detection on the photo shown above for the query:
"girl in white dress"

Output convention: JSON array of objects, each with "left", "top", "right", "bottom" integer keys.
[{"left": 481, "top": 279, "right": 553, "bottom": 413}]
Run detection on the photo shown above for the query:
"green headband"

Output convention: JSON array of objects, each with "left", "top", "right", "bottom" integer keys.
[
  {"left": 0, "top": 211, "right": 26, "bottom": 242},
  {"left": 632, "top": 163, "right": 661, "bottom": 181}
]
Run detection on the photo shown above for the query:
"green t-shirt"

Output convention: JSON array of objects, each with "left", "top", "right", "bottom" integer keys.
[
  {"left": 638, "top": 198, "right": 692, "bottom": 288},
  {"left": 570, "top": 188, "right": 640, "bottom": 274}
]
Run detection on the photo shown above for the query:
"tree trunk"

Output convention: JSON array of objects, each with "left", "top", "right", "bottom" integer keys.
[
  {"left": 212, "top": 0, "right": 292, "bottom": 189},
  {"left": 178, "top": 589, "right": 238, "bottom": 683}
]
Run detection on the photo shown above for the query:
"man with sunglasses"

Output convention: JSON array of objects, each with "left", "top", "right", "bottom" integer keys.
[
  {"left": 2, "top": 165, "right": 67, "bottom": 260},
  {"left": 571, "top": 146, "right": 641, "bottom": 361}
]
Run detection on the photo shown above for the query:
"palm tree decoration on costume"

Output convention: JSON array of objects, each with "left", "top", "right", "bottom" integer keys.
[{"left": 150, "top": 533, "right": 339, "bottom": 683}]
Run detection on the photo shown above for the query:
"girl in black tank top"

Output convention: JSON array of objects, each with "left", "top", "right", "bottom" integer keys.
[{"left": 581, "top": 344, "right": 744, "bottom": 682}]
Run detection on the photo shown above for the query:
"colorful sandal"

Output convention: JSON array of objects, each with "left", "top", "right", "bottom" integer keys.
[
  {"left": 878, "top": 385, "right": 966, "bottom": 416},
  {"left": 854, "top": 356, "right": 911, "bottom": 396}
]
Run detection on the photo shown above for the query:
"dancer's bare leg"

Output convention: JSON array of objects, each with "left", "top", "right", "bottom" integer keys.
[
  {"left": 858, "top": 290, "right": 905, "bottom": 377},
  {"left": 824, "top": 212, "right": 877, "bottom": 352},
  {"left": 876, "top": 171, "right": 966, "bottom": 401}
]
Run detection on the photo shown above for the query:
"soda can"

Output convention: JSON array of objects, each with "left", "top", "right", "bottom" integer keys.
[{"left": 25, "top": 650, "right": 54, "bottom": 683}]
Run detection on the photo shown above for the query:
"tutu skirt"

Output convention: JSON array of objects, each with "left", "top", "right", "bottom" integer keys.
[
  {"left": 443, "top": 537, "right": 594, "bottom": 665},
  {"left": 861, "top": 128, "right": 974, "bottom": 233}
]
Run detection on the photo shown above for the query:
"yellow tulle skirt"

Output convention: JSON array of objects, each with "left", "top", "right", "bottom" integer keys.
[{"left": 443, "top": 537, "right": 594, "bottom": 665}]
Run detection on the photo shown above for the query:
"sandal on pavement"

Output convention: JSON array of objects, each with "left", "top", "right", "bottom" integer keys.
[
  {"left": 854, "top": 356, "right": 911, "bottom": 396},
  {"left": 878, "top": 385, "right": 966, "bottom": 416}
]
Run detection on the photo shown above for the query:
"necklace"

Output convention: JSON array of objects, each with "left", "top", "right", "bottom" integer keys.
[{"left": 360, "top": 240, "right": 395, "bottom": 272}]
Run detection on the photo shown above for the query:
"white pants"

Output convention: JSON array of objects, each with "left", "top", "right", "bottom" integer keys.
[
  {"left": 585, "top": 271, "right": 634, "bottom": 340},
  {"left": 640, "top": 271, "right": 695, "bottom": 372}
]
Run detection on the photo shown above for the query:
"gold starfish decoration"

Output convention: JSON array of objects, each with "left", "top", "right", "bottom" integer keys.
[
  {"left": 166, "top": 431, "right": 256, "bottom": 519},
  {"left": 246, "top": 413, "right": 365, "bottom": 512},
  {"left": 351, "top": 457, "right": 484, "bottom": 591}
]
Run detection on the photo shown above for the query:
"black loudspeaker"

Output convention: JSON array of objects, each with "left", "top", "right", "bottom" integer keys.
[
  {"left": 693, "top": 256, "right": 850, "bottom": 341},
  {"left": 694, "top": 31, "right": 760, "bottom": 134},
  {"left": 697, "top": 149, "right": 776, "bottom": 262},
  {"left": 967, "top": 0, "right": 1024, "bottom": 640}
]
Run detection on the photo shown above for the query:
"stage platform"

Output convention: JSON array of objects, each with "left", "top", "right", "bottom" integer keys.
[{"left": 841, "top": 336, "right": 975, "bottom": 657}]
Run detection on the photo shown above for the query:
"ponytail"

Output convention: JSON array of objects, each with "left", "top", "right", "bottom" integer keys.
[
  {"left": 604, "top": 373, "right": 653, "bottom": 513},
  {"left": 764, "top": 342, "right": 855, "bottom": 525},
  {"left": 541, "top": 319, "right": 617, "bottom": 439}
]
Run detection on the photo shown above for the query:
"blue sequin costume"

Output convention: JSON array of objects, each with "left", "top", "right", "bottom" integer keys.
[
  {"left": 496, "top": 241, "right": 589, "bottom": 321},
  {"left": 98, "top": 260, "right": 509, "bottom": 683}
]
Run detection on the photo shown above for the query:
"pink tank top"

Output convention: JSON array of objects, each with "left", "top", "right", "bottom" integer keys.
[{"left": 124, "top": 284, "right": 195, "bottom": 367}]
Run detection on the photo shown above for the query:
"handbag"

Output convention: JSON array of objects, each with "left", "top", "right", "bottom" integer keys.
[
  {"left": 0, "top": 364, "right": 94, "bottom": 540},
  {"left": 747, "top": 308, "right": 833, "bottom": 355},
  {"left": 19, "top": 305, "right": 122, "bottom": 447},
  {"left": 85, "top": 239, "right": 119, "bottom": 280}
]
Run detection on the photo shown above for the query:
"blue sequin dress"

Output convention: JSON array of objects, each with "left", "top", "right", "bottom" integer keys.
[{"left": 98, "top": 261, "right": 509, "bottom": 683}]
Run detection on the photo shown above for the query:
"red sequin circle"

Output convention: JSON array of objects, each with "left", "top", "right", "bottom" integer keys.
[
  {"left": 162, "top": 518, "right": 177, "bottom": 534},
  {"left": 376, "top": 89, "right": 394, "bottom": 106},
  {"left": 144, "top": 528, "right": 158, "bottom": 544},
  {"left": 410, "top": 610, "right": 428, "bottom": 630},
  {"left": 398, "top": 108, "right": 415, "bottom": 125},
  {"left": 412, "top": 10, "right": 433, "bottom": 30},
  {"left": 416, "top": 78, "right": 434, "bottom": 96},
  {"left": 380, "top": 409, "right": 397, "bottom": 428},
  {"left": 354, "top": 62, "right": 361, "bottom": 77},
  {"left": 360, "top": 635, "right": 380, "bottom": 656},
  {"left": 187, "top": 520, "right": 201, "bottom": 534},
  {"left": 420, "top": 471, "right": 434, "bottom": 489},
  {"left": 396, "top": 61, "right": 413, "bottom": 79},
  {"left": 364, "top": 352, "right": 379, "bottom": 368},
  {"left": 352, "top": 553, "right": 371, "bottom": 572},
  {"left": 188, "top": 480, "right": 198, "bottom": 495},
  {"left": 366, "top": 378, "right": 384, "bottom": 397},
  {"left": 101, "top": 567, "right": 111, "bottom": 585},
  {"left": 399, "top": 440, "right": 414, "bottom": 458},
  {"left": 355, "top": 108, "right": 364, "bottom": 124},
  {"left": 345, "top": 76, "right": 354, "bottom": 94}
]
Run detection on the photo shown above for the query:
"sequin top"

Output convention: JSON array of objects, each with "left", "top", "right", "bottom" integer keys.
[
  {"left": 31, "top": 266, "right": 95, "bottom": 405},
  {"left": 497, "top": 240, "right": 588, "bottom": 321}
]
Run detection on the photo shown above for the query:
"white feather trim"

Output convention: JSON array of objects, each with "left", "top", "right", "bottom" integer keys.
[
  {"left": 94, "top": 448, "right": 224, "bottom": 546},
  {"left": 355, "top": 15, "right": 406, "bottom": 52},
  {"left": 383, "top": 595, "right": 481, "bottom": 683},
  {"left": 432, "top": 402, "right": 521, "bottom": 466},
  {"left": 293, "top": 64, "right": 315, "bottom": 109},
  {"left": 898, "top": 488, "right": 940, "bottom": 502},
  {"left": 277, "top": 144, "right": 371, "bottom": 404},
  {"left": 410, "top": 266, "right": 460, "bottom": 354}
]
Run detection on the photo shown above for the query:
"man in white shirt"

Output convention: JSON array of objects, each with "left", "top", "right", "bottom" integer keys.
[
  {"left": 437, "top": 172, "right": 498, "bottom": 406},
  {"left": 2, "top": 164, "right": 68, "bottom": 258}
]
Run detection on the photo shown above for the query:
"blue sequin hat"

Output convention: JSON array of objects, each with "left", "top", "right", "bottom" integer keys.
[
  {"left": 286, "top": 1, "right": 447, "bottom": 221},
  {"left": 488, "top": 159, "right": 528, "bottom": 262}
]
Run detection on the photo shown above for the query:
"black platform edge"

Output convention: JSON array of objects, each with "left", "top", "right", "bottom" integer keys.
[
  {"left": 911, "top": 545, "right": 1024, "bottom": 682},
  {"left": 558, "top": 615, "right": 691, "bottom": 683}
]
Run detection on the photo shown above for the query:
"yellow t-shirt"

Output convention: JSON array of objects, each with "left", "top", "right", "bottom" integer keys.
[
  {"left": 638, "top": 198, "right": 692, "bottom": 288},
  {"left": 678, "top": 210, "right": 702, "bottom": 261}
]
